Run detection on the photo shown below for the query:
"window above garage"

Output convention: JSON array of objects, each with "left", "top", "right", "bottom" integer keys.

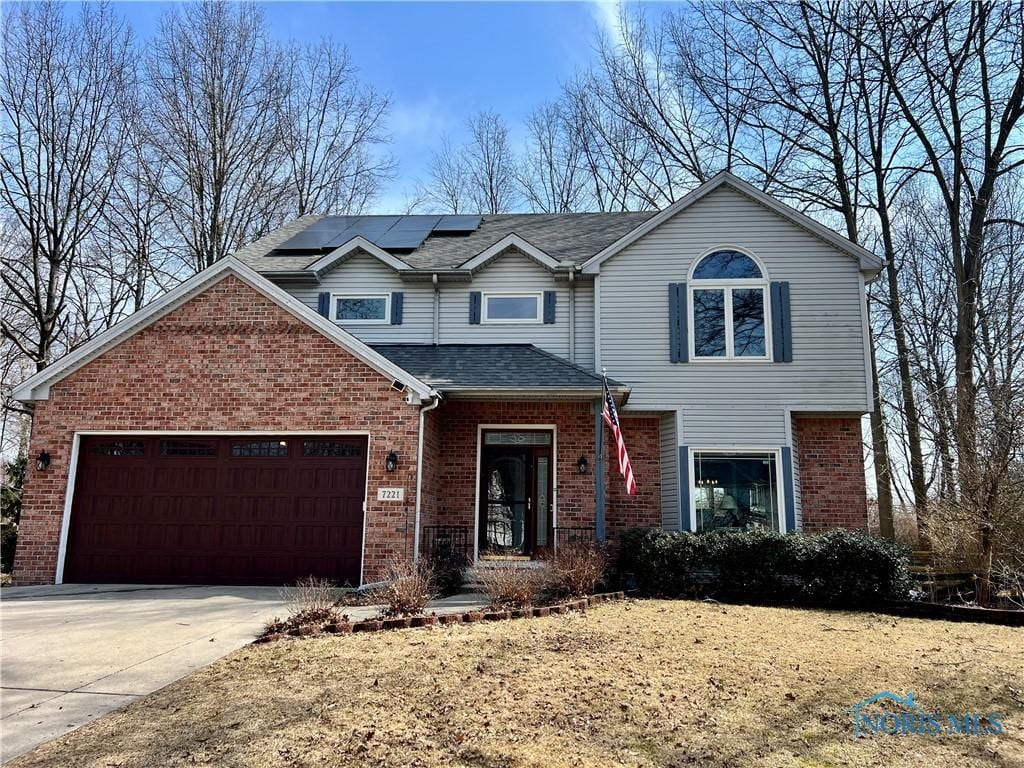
[
  {"left": 333, "top": 294, "right": 390, "bottom": 323},
  {"left": 482, "top": 293, "right": 542, "bottom": 324}
]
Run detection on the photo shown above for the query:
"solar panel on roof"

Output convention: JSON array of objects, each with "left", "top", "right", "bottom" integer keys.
[
  {"left": 274, "top": 216, "right": 361, "bottom": 251},
  {"left": 376, "top": 215, "right": 442, "bottom": 250},
  {"left": 322, "top": 216, "right": 402, "bottom": 248},
  {"left": 433, "top": 215, "right": 482, "bottom": 233},
  {"left": 274, "top": 212, "right": 482, "bottom": 254}
]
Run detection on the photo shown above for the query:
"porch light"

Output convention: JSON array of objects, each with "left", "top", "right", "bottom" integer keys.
[
  {"left": 36, "top": 450, "right": 51, "bottom": 471},
  {"left": 577, "top": 455, "right": 589, "bottom": 475},
  {"left": 385, "top": 450, "right": 399, "bottom": 472}
]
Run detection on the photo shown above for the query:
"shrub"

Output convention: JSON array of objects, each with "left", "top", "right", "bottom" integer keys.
[
  {"left": 425, "top": 547, "right": 467, "bottom": 597},
  {"left": 548, "top": 542, "right": 608, "bottom": 597},
  {"left": 477, "top": 562, "right": 549, "bottom": 609},
  {"left": 281, "top": 575, "right": 338, "bottom": 615},
  {"left": 371, "top": 558, "right": 436, "bottom": 617},
  {"left": 616, "top": 527, "right": 911, "bottom": 609},
  {"left": 1, "top": 522, "right": 17, "bottom": 574},
  {"left": 261, "top": 576, "right": 346, "bottom": 639}
]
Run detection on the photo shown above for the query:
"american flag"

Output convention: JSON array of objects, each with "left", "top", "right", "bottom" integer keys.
[{"left": 602, "top": 373, "right": 637, "bottom": 495}]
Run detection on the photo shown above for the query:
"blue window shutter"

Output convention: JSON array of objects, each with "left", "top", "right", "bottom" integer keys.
[
  {"left": 781, "top": 447, "right": 796, "bottom": 532},
  {"left": 317, "top": 292, "right": 330, "bottom": 318},
  {"left": 543, "top": 290, "right": 556, "bottom": 324},
  {"left": 668, "top": 283, "right": 688, "bottom": 363},
  {"left": 678, "top": 445, "right": 692, "bottom": 531},
  {"left": 390, "top": 292, "right": 404, "bottom": 325},
  {"left": 469, "top": 291, "right": 482, "bottom": 324},
  {"left": 771, "top": 281, "right": 792, "bottom": 362}
]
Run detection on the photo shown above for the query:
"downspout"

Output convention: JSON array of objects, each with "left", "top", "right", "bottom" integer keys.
[
  {"left": 432, "top": 273, "right": 440, "bottom": 345},
  {"left": 413, "top": 393, "right": 442, "bottom": 561},
  {"left": 568, "top": 270, "right": 576, "bottom": 364}
]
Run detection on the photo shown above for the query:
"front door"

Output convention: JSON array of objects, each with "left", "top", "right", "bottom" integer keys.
[{"left": 479, "top": 430, "right": 553, "bottom": 557}]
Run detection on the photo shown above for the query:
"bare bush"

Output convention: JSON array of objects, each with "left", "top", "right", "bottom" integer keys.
[
  {"left": 281, "top": 575, "right": 337, "bottom": 614},
  {"left": 549, "top": 542, "right": 607, "bottom": 598},
  {"left": 370, "top": 558, "right": 436, "bottom": 617},
  {"left": 476, "top": 562, "right": 549, "bottom": 609},
  {"left": 278, "top": 575, "right": 342, "bottom": 627},
  {"left": 260, "top": 576, "right": 345, "bottom": 638}
]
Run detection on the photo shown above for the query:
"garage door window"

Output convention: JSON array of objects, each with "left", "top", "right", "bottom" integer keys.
[
  {"left": 303, "top": 440, "right": 363, "bottom": 457},
  {"left": 160, "top": 439, "right": 217, "bottom": 457},
  {"left": 89, "top": 440, "right": 145, "bottom": 456},
  {"left": 231, "top": 440, "right": 289, "bottom": 457}
]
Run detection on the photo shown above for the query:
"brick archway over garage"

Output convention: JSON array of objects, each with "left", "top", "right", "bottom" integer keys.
[{"left": 14, "top": 274, "right": 422, "bottom": 586}]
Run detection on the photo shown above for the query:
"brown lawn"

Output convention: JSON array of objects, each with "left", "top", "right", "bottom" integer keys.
[{"left": 11, "top": 600, "right": 1024, "bottom": 768}]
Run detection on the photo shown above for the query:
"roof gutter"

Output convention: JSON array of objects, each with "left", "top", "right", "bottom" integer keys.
[{"left": 413, "top": 393, "right": 443, "bottom": 562}]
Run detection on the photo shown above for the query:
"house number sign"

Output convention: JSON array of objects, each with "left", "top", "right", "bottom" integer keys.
[{"left": 377, "top": 487, "right": 405, "bottom": 502}]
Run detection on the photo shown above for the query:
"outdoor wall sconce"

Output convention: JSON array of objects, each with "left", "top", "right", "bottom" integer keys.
[
  {"left": 577, "top": 455, "right": 589, "bottom": 475},
  {"left": 385, "top": 450, "right": 399, "bottom": 472},
  {"left": 36, "top": 450, "right": 51, "bottom": 471}
]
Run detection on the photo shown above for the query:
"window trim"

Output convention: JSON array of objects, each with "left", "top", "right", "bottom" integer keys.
[
  {"left": 687, "top": 247, "right": 772, "bottom": 362},
  {"left": 330, "top": 293, "right": 391, "bottom": 324},
  {"left": 481, "top": 291, "right": 544, "bottom": 325},
  {"left": 687, "top": 447, "right": 786, "bottom": 534}
]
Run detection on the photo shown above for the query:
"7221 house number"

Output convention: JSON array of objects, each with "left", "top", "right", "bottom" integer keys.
[{"left": 377, "top": 487, "right": 405, "bottom": 502}]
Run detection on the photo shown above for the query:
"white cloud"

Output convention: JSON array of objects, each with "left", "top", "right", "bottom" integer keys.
[
  {"left": 589, "top": 0, "right": 625, "bottom": 48},
  {"left": 388, "top": 95, "right": 459, "bottom": 151}
]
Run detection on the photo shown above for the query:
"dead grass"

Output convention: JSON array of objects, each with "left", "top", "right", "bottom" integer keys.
[{"left": 11, "top": 601, "right": 1024, "bottom": 768}]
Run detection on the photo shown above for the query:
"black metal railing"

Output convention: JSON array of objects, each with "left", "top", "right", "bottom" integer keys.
[
  {"left": 554, "top": 526, "right": 597, "bottom": 548},
  {"left": 421, "top": 525, "right": 470, "bottom": 563}
]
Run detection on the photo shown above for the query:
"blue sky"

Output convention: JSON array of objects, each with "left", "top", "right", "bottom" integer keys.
[{"left": 113, "top": 1, "right": 622, "bottom": 212}]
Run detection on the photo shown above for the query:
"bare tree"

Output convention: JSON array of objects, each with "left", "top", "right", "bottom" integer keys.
[
  {"left": 465, "top": 111, "right": 518, "bottom": 214},
  {"left": 425, "top": 136, "right": 469, "bottom": 214},
  {"left": 146, "top": 1, "right": 286, "bottom": 273},
  {"left": 0, "top": 1, "right": 132, "bottom": 371},
  {"left": 517, "top": 102, "right": 588, "bottom": 213},
  {"left": 278, "top": 40, "right": 393, "bottom": 216}
]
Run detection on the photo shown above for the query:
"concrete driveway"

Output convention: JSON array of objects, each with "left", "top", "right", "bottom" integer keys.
[{"left": 0, "top": 584, "right": 296, "bottom": 763}]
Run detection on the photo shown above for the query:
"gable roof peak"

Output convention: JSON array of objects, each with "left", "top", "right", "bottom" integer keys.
[{"left": 580, "top": 172, "right": 884, "bottom": 276}]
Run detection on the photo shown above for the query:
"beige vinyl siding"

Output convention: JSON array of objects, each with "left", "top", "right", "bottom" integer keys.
[
  {"left": 573, "top": 278, "right": 595, "bottom": 369},
  {"left": 438, "top": 251, "right": 570, "bottom": 359},
  {"left": 599, "top": 185, "right": 870, "bottom": 447},
  {"left": 288, "top": 252, "right": 434, "bottom": 343},
  {"left": 659, "top": 411, "right": 680, "bottom": 531}
]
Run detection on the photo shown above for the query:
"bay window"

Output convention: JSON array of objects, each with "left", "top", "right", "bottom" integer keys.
[{"left": 692, "top": 450, "right": 782, "bottom": 532}]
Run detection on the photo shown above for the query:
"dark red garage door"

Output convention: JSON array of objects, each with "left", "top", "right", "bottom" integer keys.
[{"left": 65, "top": 435, "right": 367, "bottom": 585}]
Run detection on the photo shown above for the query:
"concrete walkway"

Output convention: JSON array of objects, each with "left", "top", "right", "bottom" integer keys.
[{"left": 0, "top": 584, "right": 485, "bottom": 763}]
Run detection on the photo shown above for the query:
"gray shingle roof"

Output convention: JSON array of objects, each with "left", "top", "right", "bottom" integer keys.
[
  {"left": 370, "top": 344, "right": 624, "bottom": 392},
  {"left": 232, "top": 212, "right": 656, "bottom": 273}
]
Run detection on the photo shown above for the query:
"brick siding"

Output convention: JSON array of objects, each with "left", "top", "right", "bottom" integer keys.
[
  {"left": 424, "top": 400, "right": 599, "bottom": 552},
  {"left": 14, "top": 275, "right": 422, "bottom": 585},
  {"left": 605, "top": 416, "right": 662, "bottom": 540},
  {"left": 794, "top": 417, "right": 868, "bottom": 532}
]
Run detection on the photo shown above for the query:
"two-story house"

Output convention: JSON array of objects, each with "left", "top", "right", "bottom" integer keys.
[{"left": 11, "top": 172, "right": 882, "bottom": 587}]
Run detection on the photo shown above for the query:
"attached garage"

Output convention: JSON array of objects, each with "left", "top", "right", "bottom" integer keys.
[{"left": 63, "top": 435, "right": 368, "bottom": 586}]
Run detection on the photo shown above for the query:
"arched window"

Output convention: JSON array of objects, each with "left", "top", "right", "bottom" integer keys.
[{"left": 690, "top": 249, "right": 769, "bottom": 359}]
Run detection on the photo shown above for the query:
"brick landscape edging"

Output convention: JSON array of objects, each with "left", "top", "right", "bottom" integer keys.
[
  {"left": 254, "top": 591, "right": 627, "bottom": 643},
  {"left": 344, "top": 591, "right": 626, "bottom": 635}
]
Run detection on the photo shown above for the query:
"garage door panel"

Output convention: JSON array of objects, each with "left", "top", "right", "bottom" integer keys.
[{"left": 65, "top": 435, "right": 368, "bottom": 585}]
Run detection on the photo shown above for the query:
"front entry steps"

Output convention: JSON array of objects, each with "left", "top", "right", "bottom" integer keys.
[{"left": 462, "top": 557, "right": 546, "bottom": 592}]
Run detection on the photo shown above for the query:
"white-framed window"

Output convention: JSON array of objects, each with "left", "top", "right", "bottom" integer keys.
[
  {"left": 689, "top": 249, "right": 770, "bottom": 360},
  {"left": 690, "top": 449, "right": 784, "bottom": 533},
  {"left": 332, "top": 294, "right": 389, "bottom": 323},
  {"left": 482, "top": 292, "right": 542, "bottom": 324}
]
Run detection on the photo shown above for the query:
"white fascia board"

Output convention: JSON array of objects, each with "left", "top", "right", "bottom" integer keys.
[
  {"left": 580, "top": 172, "right": 885, "bottom": 275},
  {"left": 307, "top": 236, "right": 413, "bottom": 275},
  {"left": 12, "top": 257, "right": 436, "bottom": 402},
  {"left": 460, "top": 234, "right": 561, "bottom": 273}
]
